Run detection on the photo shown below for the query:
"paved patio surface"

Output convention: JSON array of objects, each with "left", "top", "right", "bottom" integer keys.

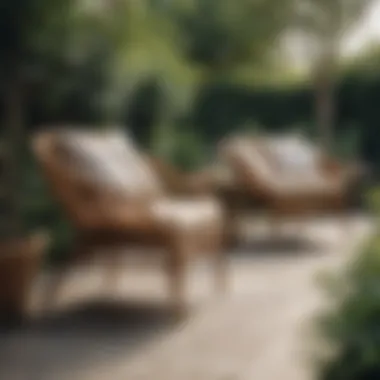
[{"left": 0, "top": 215, "right": 374, "bottom": 380}]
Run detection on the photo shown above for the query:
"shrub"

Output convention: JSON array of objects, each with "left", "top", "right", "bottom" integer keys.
[
  {"left": 316, "top": 218, "right": 380, "bottom": 379},
  {"left": 22, "top": 152, "right": 73, "bottom": 267}
]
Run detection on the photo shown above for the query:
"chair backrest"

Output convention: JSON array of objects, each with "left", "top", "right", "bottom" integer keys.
[
  {"left": 262, "top": 135, "right": 320, "bottom": 173},
  {"left": 32, "top": 128, "right": 163, "bottom": 227},
  {"left": 218, "top": 135, "right": 278, "bottom": 195},
  {"left": 218, "top": 134, "right": 325, "bottom": 195}
]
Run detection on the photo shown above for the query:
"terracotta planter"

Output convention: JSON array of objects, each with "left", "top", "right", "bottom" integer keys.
[{"left": 0, "top": 232, "right": 48, "bottom": 323}]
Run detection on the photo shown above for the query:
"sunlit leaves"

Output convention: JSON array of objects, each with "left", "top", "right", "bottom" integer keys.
[{"left": 170, "top": 0, "right": 295, "bottom": 70}]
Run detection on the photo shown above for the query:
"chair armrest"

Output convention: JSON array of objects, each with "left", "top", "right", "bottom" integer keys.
[
  {"left": 79, "top": 197, "right": 158, "bottom": 232},
  {"left": 319, "top": 156, "right": 365, "bottom": 185},
  {"left": 319, "top": 156, "right": 344, "bottom": 178},
  {"left": 146, "top": 155, "right": 216, "bottom": 196}
]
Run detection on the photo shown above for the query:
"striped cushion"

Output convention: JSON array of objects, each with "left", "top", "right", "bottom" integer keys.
[{"left": 56, "top": 129, "right": 163, "bottom": 199}]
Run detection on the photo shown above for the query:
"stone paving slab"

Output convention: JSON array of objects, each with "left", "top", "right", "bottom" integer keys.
[{"left": 0, "top": 216, "right": 374, "bottom": 380}]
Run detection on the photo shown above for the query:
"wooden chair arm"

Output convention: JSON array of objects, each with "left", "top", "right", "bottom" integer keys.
[
  {"left": 319, "top": 156, "right": 344, "bottom": 178},
  {"left": 78, "top": 197, "right": 158, "bottom": 232},
  {"left": 147, "top": 155, "right": 215, "bottom": 196},
  {"left": 319, "top": 156, "right": 365, "bottom": 186}
]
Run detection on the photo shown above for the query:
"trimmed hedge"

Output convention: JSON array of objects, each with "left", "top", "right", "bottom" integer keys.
[{"left": 188, "top": 73, "right": 380, "bottom": 172}]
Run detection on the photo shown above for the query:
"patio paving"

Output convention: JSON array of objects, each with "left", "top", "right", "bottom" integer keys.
[{"left": 0, "top": 215, "right": 374, "bottom": 380}]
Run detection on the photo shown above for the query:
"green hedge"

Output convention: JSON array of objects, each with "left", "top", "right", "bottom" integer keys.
[
  {"left": 188, "top": 74, "right": 380, "bottom": 172},
  {"left": 6, "top": 60, "right": 380, "bottom": 174}
]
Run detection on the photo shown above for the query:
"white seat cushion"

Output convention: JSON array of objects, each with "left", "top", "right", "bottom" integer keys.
[
  {"left": 273, "top": 174, "right": 340, "bottom": 195},
  {"left": 150, "top": 198, "right": 223, "bottom": 232}
]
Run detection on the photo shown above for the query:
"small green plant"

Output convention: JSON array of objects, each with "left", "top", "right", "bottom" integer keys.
[
  {"left": 169, "top": 128, "right": 207, "bottom": 171},
  {"left": 315, "top": 190, "right": 380, "bottom": 380},
  {"left": 22, "top": 153, "right": 73, "bottom": 266},
  {"left": 366, "top": 187, "right": 380, "bottom": 215}
]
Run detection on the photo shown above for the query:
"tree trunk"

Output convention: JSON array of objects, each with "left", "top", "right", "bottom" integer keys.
[
  {"left": 314, "top": 54, "right": 335, "bottom": 155},
  {"left": 3, "top": 71, "right": 24, "bottom": 239},
  {"left": 316, "top": 70, "right": 333, "bottom": 154},
  {"left": 314, "top": 34, "right": 338, "bottom": 156}
]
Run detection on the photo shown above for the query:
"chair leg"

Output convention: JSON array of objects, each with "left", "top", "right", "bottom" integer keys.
[
  {"left": 224, "top": 206, "right": 239, "bottom": 250},
  {"left": 41, "top": 260, "right": 71, "bottom": 312},
  {"left": 268, "top": 212, "right": 282, "bottom": 239},
  {"left": 166, "top": 246, "right": 188, "bottom": 318},
  {"left": 41, "top": 240, "right": 90, "bottom": 312},
  {"left": 213, "top": 227, "right": 228, "bottom": 295},
  {"left": 340, "top": 210, "right": 353, "bottom": 236},
  {"left": 103, "top": 254, "right": 123, "bottom": 295},
  {"left": 214, "top": 249, "right": 227, "bottom": 295},
  {"left": 334, "top": 193, "right": 351, "bottom": 236}
]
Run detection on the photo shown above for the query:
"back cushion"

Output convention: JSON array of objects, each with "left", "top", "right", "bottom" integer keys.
[
  {"left": 220, "top": 135, "right": 327, "bottom": 191},
  {"left": 220, "top": 137, "right": 276, "bottom": 185},
  {"left": 264, "top": 136, "right": 319, "bottom": 175},
  {"left": 55, "top": 128, "right": 163, "bottom": 199}
]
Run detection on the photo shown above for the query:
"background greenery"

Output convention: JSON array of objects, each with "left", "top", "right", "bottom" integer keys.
[{"left": 0, "top": 0, "right": 378, "bottom": 263}]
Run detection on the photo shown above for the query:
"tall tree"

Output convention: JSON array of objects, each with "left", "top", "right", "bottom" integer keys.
[{"left": 295, "top": 0, "right": 373, "bottom": 153}]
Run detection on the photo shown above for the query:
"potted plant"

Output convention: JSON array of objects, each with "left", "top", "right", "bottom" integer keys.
[
  {"left": 0, "top": 73, "right": 49, "bottom": 324},
  {"left": 0, "top": 1, "right": 58, "bottom": 324},
  {"left": 0, "top": 233, "right": 48, "bottom": 324}
]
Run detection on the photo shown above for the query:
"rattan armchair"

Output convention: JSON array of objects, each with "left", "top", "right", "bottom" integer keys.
[
  {"left": 217, "top": 134, "right": 364, "bottom": 246},
  {"left": 33, "top": 128, "right": 226, "bottom": 317}
]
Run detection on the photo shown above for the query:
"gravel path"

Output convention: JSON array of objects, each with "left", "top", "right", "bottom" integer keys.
[{"left": 0, "top": 216, "right": 374, "bottom": 380}]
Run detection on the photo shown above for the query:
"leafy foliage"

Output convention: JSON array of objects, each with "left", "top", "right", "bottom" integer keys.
[
  {"left": 21, "top": 152, "right": 73, "bottom": 265},
  {"left": 0, "top": 0, "right": 376, "bottom": 259},
  {"left": 0, "top": 0, "right": 78, "bottom": 80},
  {"left": 171, "top": 0, "right": 295, "bottom": 71},
  {"left": 316, "top": 232, "right": 380, "bottom": 380}
]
